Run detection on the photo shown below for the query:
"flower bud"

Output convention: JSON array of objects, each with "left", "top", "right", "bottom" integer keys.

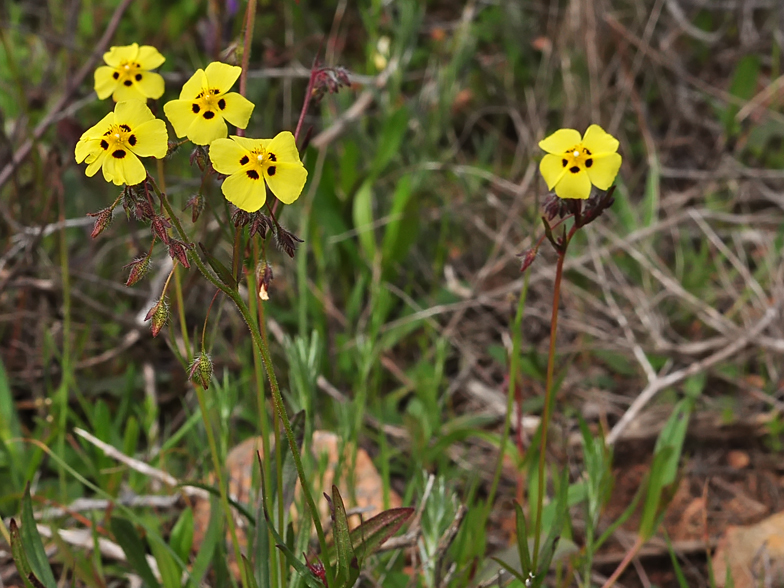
[
  {"left": 188, "top": 353, "right": 213, "bottom": 389},
  {"left": 145, "top": 297, "right": 169, "bottom": 337},
  {"left": 87, "top": 206, "right": 114, "bottom": 239},
  {"left": 257, "top": 263, "right": 273, "bottom": 301},
  {"left": 124, "top": 255, "right": 151, "bottom": 286}
]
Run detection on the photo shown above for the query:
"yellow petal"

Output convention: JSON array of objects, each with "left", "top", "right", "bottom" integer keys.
[
  {"left": 554, "top": 168, "right": 591, "bottom": 199},
  {"left": 186, "top": 112, "right": 228, "bottom": 145},
  {"left": 112, "top": 149, "right": 147, "bottom": 185},
  {"left": 266, "top": 131, "right": 301, "bottom": 164},
  {"left": 80, "top": 111, "right": 115, "bottom": 141},
  {"left": 219, "top": 92, "right": 254, "bottom": 129},
  {"left": 94, "top": 66, "right": 118, "bottom": 100},
  {"left": 115, "top": 100, "right": 155, "bottom": 129},
  {"left": 75, "top": 137, "right": 98, "bottom": 164},
  {"left": 131, "top": 119, "right": 169, "bottom": 158},
  {"left": 111, "top": 83, "right": 148, "bottom": 103},
  {"left": 582, "top": 124, "right": 619, "bottom": 155},
  {"left": 85, "top": 151, "right": 106, "bottom": 177},
  {"left": 539, "top": 128, "right": 582, "bottom": 154},
  {"left": 539, "top": 154, "right": 567, "bottom": 190},
  {"left": 586, "top": 152, "right": 622, "bottom": 190},
  {"left": 132, "top": 71, "right": 165, "bottom": 99},
  {"left": 136, "top": 45, "right": 165, "bottom": 70},
  {"left": 264, "top": 161, "right": 307, "bottom": 205},
  {"left": 103, "top": 43, "right": 139, "bottom": 68},
  {"left": 209, "top": 138, "right": 249, "bottom": 175},
  {"left": 179, "top": 69, "right": 208, "bottom": 100},
  {"left": 163, "top": 99, "right": 196, "bottom": 138},
  {"left": 101, "top": 154, "right": 119, "bottom": 184},
  {"left": 230, "top": 135, "right": 263, "bottom": 152},
  {"left": 204, "top": 62, "right": 242, "bottom": 94},
  {"left": 222, "top": 170, "right": 267, "bottom": 212}
]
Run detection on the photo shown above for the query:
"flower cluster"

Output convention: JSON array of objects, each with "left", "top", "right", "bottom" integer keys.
[{"left": 75, "top": 43, "right": 308, "bottom": 211}]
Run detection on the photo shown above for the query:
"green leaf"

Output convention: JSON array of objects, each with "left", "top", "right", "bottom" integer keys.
[
  {"left": 350, "top": 507, "right": 414, "bottom": 560},
  {"left": 241, "top": 556, "right": 259, "bottom": 588},
  {"left": 10, "top": 519, "right": 40, "bottom": 588},
  {"left": 170, "top": 508, "right": 194, "bottom": 563},
  {"left": 148, "top": 536, "right": 181, "bottom": 588},
  {"left": 111, "top": 517, "right": 161, "bottom": 588},
  {"left": 20, "top": 484, "right": 57, "bottom": 588},
  {"left": 352, "top": 180, "right": 377, "bottom": 260},
  {"left": 513, "top": 502, "right": 532, "bottom": 575},
  {"left": 190, "top": 498, "right": 221, "bottom": 587},
  {"left": 331, "top": 485, "right": 358, "bottom": 587},
  {"left": 370, "top": 106, "right": 409, "bottom": 176},
  {"left": 198, "top": 242, "right": 237, "bottom": 289}
]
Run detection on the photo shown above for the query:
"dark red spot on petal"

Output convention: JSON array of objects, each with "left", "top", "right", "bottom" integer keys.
[
  {"left": 112, "top": 72, "right": 119, "bottom": 80},
  {"left": 561, "top": 159, "right": 567, "bottom": 167},
  {"left": 120, "top": 124, "right": 131, "bottom": 131},
  {"left": 128, "top": 135, "right": 137, "bottom": 146},
  {"left": 246, "top": 170, "right": 260, "bottom": 180},
  {"left": 112, "top": 149, "right": 127, "bottom": 159},
  {"left": 212, "top": 89, "right": 220, "bottom": 95},
  {"left": 191, "top": 103, "right": 200, "bottom": 113},
  {"left": 569, "top": 166, "right": 580, "bottom": 174},
  {"left": 584, "top": 148, "right": 592, "bottom": 155},
  {"left": 203, "top": 111, "right": 215, "bottom": 119},
  {"left": 218, "top": 98, "right": 226, "bottom": 110},
  {"left": 240, "top": 155, "right": 249, "bottom": 165},
  {"left": 268, "top": 153, "right": 277, "bottom": 162},
  {"left": 123, "top": 80, "right": 132, "bottom": 86},
  {"left": 585, "top": 158, "right": 593, "bottom": 168},
  {"left": 267, "top": 166, "right": 276, "bottom": 176},
  {"left": 100, "top": 139, "right": 109, "bottom": 150},
  {"left": 135, "top": 73, "right": 142, "bottom": 81}
]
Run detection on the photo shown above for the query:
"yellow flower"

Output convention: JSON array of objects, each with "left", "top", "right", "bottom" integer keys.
[
  {"left": 75, "top": 100, "right": 168, "bottom": 186},
  {"left": 209, "top": 132, "right": 307, "bottom": 212},
  {"left": 163, "top": 62, "right": 254, "bottom": 146},
  {"left": 94, "top": 43, "right": 166, "bottom": 102},
  {"left": 539, "top": 124, "right": 622, "bottom": 200}
]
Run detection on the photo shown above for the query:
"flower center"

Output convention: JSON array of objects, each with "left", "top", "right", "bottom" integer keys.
[
  {"left": 239, "top": 148, "right": 279, "bottom": 180},
  {"left": 560, "top": 143, "right": 594, "bottom": 173},
  {"left": 99, "top": 123, "right": 137, "bottom": 158},
  {"left": 191, "top": 88, "right": 228, "bottom": 119},
  {"left": 112, "top": 60, "right": 143, "bottom": 86}
]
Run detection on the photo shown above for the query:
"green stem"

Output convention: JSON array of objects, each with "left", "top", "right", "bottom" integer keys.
[
  {"left": 532, "top": 245, "right": 567, "bottom": 569},
  {"left": 153, "top": 181, "right": 330, "bottom": 571}
]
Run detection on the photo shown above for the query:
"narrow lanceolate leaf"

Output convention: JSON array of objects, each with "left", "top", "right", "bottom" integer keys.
[
  {"left": 350, "top": 507, "right": 414, "bottom": 560},
  {"left": 513, "top": 502, "right": 532, "bottom": 575},
  {"left": 110, "top": 517, "right": 161, "bottom": 588},
  {"left": 331, "top": 486, "right": 359, "bottom": 588},
  {"left": 10, "top": 519, "right": 40, "bottom": 588},
  {"left": 20, "top": 485, "right": 57, "bottom": 588}
]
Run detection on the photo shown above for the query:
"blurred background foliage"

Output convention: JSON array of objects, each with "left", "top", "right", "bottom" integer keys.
[{"left": 2, "top": 0, "right": 784, "bottom": 586}]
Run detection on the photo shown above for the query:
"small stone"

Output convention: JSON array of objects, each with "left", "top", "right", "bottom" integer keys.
[{"left": 727, "top": 450, "right": 750, "bottom": 470}]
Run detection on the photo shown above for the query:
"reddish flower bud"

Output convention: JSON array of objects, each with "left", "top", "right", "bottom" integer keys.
[
  {"left": 145, "top": 298, "right": 170, "bottom": 337},
  {"left": 167, "top": 239, "right": 192, "bottom": 269},
  {"left": 188, "top": 353, "right": 213, "bottom": 389},
  {"left": 303, "top": 554, "right": 327, "bottom": 587},
  {"left": 257, "top": 263, "right": 273, "bottom": 301},
  {"left": 87, "top": 206, "right": 114, "bottom": 239},
  {"left": 519, "top": 248, "right": 538, "bottom": 273},
  {"left": 185, "top": 193, "right": 205, "bottom": 223},
  {"left": 150, "top": 215, "right": 172, "bottom": 244},
  {"left": 124, "top": 255, "right": 151, "bottom": 286}
]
